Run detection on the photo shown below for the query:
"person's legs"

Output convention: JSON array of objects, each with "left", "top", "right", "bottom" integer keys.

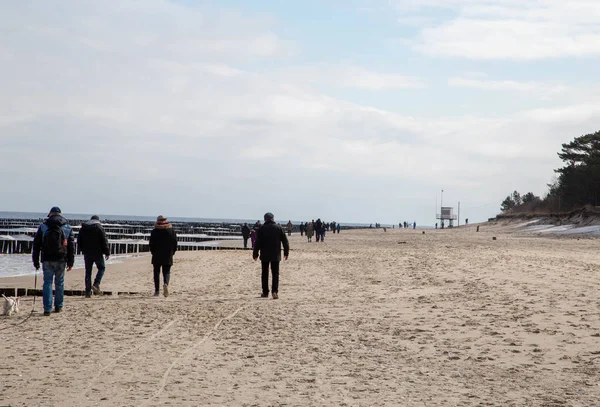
[
  {"left": 271, "top": 261, "right": 280, "bottom": 295},
  {"left": 162, "top": 264, "right": 171, "bottom": 297},
  {"left": 53, "top": 263, "right": 66, "bottom": 310},
  {"left": 84, "top": 254, "right": 94, "bottom": 295},
  {"left": 243, "top": 237, "right": 248, "bottom": 249},
  {"left": 153, "top": 264, "right": 161, "bottom": 294},
  {"left": 261, "top": 261, "right": 270, "bottom": 296},
  {"left": 93, "top": 253, "right": 106, "bottom": 289},
  {"left": 42, "top": 262, "right": 55, "bottom": 313}
]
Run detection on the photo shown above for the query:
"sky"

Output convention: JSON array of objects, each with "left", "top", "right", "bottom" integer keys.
[{"left": 2, "top": 0, "right": 600, "bottom": 225}]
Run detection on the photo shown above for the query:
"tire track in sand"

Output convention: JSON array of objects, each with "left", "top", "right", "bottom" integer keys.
[
  {"left": 139, "top": 304, "right": 248, "bottom": 406},
  {"left": 81, "top": 318, "right": 180, "bottom": 397}
]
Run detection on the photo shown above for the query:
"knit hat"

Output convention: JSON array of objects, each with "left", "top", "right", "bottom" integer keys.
[
  {"left": 157, "top": 215, "right": 167, "bottom": 222},
  {"left": 91, "top": 215, "right": 100, "bottom": 220},
  {"left": 48, "top": 206, "right": 61, "bottom": 216},
  {"left": 264, "top": 212, "right": 275, "bottom": 222}
]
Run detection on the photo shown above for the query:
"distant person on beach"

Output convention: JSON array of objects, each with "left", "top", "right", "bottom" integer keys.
[
  {"left": 315, "top": 218, "right": 323, "bottom": 242},
  {"left": 306, "top": 221, "right": 314, "bottom": 242},
  {"left": 435, "top": 223, "right": 438, "bottom": 229},
  {"left": 250, "top": 221, "right": 261, "bottom": 249},
  {"left": 300, "top": 222, "right": 305, "bottom": 237},
  {"left": 32, "top": 207, "right": 75, "bottom": 316},
  {"left": 149, "top": 215, "right": 178, "bottom": 297},
  {"left": 413, "top": 222, "right": 416, "bottom": 230},
  {"left": 337, "top": 223, "right": 341, "bottom": 234},
  {"left": 77, "top": 215, "right": 110, "bottom": 298},
  {"left": 241, "top": 223, "right": 251, "bottom": 249},
  {"left": 465, "top": 218, "right": 469, "bottom": 226},
  {"left": 286, "top": 220, "right": 293, "bottom": 236},
  {"left": 253, "top": 212, "right": 289, "bottom": 300}
]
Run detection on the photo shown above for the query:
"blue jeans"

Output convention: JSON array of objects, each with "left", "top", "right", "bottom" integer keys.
[
  {"left": 42, "top": 261, "right": 66, "bottom": 312},
  {"left": 84, "top": 253, "right": 106, "bottom": 293}
]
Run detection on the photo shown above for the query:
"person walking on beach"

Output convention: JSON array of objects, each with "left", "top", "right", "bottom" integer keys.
[
  {"left": 286, "top": 220, "right": 293, "bottom": 236},
  {"left": 241, "top": 223, "right": 251, "bottom": 249},
  {"left": 337, "top": 223, "right": 341, "bottom": 234},
  {"left": 306, "top": 220, "right": 314, "bottom": 242},
  {"left": 149, "top": 215, "right": 178, "bottom": 297},
  {"left": 413, "top": 221, "right": 416, "bottom": 230},
  {"left": 315, "top": 218, "right": 323, "bottom": 242},
  {"left": 32, "top": 207, "right": 75, "bottom": 316},
  {"left": 77, "top": 215, "right": 110, "bottom": 298},
  {"left": 300, "top": 222, "right": 305, "bottom": 237},
  {"left": 253, "top": 212, "right": 289, "bottom": 299}
]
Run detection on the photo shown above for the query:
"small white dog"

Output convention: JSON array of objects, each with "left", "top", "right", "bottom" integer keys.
[{"left": 2, "top": 295, "right": 20, "bottom": 316}]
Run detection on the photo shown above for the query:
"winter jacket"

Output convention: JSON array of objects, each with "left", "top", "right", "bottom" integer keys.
[
  {"left": 241, "top": 224, "right": 251, "bottom": 239},
  {"left": 149, "top": 224, "right": 178, "bottom": 265},
  {"left": 32, "top": 215, "right": 75, "bottom": 268},
  {"left": 253, "top": 220, "right": 290, "bottom": 262},
  {"left": 77, "top": 219, "right": 110, "bottom": 256},
  {"left": 306, "top": 222, "right": 314, "bottom": 238}
]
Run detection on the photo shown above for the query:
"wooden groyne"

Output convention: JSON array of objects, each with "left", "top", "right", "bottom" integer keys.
[{"left": 0, "top": 217, "right": 245, "bottom": 255}]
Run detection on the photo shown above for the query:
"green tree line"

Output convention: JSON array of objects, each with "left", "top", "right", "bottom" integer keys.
[{"left": 500, "top": 129, "right": 600, "bottom": 213}]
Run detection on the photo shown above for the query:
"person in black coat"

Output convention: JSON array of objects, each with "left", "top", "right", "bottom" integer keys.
[
  {"left": 241, "top": 223, "right": 251, "bottom": 249},
  {"left": 77, "top": 215, "right": 110, "bottom": 297},
  {"left": 149, "top": 215, "right": 178, "bottom": 297},
  {"left": 253, "top": 212, "right": 289, "bottom": 299}
]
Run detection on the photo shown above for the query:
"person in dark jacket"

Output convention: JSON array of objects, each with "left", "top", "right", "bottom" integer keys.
[
  {"left": 77, "top": 215, "right": 110, "bottom": 297},
  {"left": 149, "top": 215, "right": 178, "bottom": 297},
  {"left": 253, "top": 212, "right": 289, "bottom": 299},
  {"left": 241, "top": 223, "right": 251, "bottom": 249},
  {"left": 315, "top": 218, "right": 323, "bottom": 242},
  {"left": 299, "top": 222, "right": 305, "bottom": 237},
  {"left": 32, "top": 207, "right": 75, "bottom": 316}
]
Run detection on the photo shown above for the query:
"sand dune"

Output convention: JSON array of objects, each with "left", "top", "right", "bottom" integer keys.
[{"left": 1, "top": 227, "right": 600, "bottom": 406}]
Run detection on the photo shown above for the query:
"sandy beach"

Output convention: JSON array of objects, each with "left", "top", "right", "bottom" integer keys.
[{"left": 1, "top": 226, "right": 600, "bottom": 406}]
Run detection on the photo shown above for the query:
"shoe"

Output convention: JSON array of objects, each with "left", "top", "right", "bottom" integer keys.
[
  {"left": 54, "top": 306, "right": 62, "bottom": 313},
  {"left": 163, "top": 284, "right": 169, "bottom": 298},
  {"left": 85, "top": 292, "right": 92, "bottom": 298},
  {"left": 92, "top": 285, "right": 102, "bottom": 295},
  {"left": 260, "top": 293, "right": 268, "bottom": 298},
  {"left": 272, "top": 292, "right": 279, "bottom": 300},
  {"left": 43, "top": 311, "right": 51, "bottom": 316},
  {"left": 154, "top": 291, "right": 160, "bottom": 297}
]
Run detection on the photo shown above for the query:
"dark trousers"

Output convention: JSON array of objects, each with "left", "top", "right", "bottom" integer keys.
[
  {"left": 153, "top": 264, "right": 171, "bottom": 292},
  {"left": 84, "top": 253, "right": 106, "bottom": 294},
  {"left": 243, "top": 237, "right": 249, "bottom": 248},
  {"left": 261, "top": 261, "right": 280, "bottom": 295}
]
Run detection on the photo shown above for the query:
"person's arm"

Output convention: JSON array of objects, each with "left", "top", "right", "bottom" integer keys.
[
  {"left": 172, "top": 229, "right": 178, "bottom": 254},
  {"left": 252, "top": 230, "right": 261, "bottom": 260},
  {"left": 149, "top": 230, "right": 155, "bottom": 254},
  {"left": 32, "top": 226, "right": 42, "bottom": 270},
  {"left": 66, "top": 227, "right": 75, "bottom": 270},
  {"left": 100, "top": 226, "right": 110, "bottom": 258},
  {"left": 281, "top": 228, "right": 289, "bottom": 260}
]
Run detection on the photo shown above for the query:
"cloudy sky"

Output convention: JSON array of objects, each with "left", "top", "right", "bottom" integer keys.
[{"left": 2, "top": 0, "right": 599, "bottom": 225}]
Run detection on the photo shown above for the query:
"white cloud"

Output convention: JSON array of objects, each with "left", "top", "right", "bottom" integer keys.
[
  {"left": 448, "top": 76, "right": 570, "bottom": 97},
  {"left": 279, "top": 65, "right": 426, "bottom": 90},
  {"left": 393, "top": 0, "right": 600, "bottom": 59}
]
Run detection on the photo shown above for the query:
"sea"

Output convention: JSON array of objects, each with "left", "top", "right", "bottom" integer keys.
[{"left": 0, "top": 211, "right": 375, "bottom": 279}]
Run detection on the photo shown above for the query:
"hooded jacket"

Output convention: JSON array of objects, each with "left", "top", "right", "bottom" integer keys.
[
  {"left": 253, "top": 220, "right": 290, "bottom": 262},
  {"left": 77, "top": 219, "right": 110, "bottom": 256},
  {"left": 32, "top": 215, "right": 75, "bottom": 268}
]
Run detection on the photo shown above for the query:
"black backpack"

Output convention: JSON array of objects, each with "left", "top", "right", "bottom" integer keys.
[{"left": 42, "top": 224, "right": 67, "bottom": 256}]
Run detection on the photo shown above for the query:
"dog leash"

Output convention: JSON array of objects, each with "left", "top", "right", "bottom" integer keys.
[{"left": 0, "top": 270, "right": 38, "bottom": 332}]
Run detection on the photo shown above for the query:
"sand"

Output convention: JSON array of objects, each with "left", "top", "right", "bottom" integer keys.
[{"left": 1, "top": 226, "right": 600, "bottom": 406}]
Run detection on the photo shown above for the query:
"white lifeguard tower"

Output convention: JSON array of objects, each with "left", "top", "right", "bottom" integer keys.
[{"left": 436, "top": 206, "right": 457, "bottom": 228}]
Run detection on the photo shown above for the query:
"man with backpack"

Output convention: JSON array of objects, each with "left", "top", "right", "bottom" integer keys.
[
  {"left": 32, "top": 207, "right": 75, "bottom": 316},
  {"left": 77, "top": 215, "right": 110, "bottom": 298}
]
